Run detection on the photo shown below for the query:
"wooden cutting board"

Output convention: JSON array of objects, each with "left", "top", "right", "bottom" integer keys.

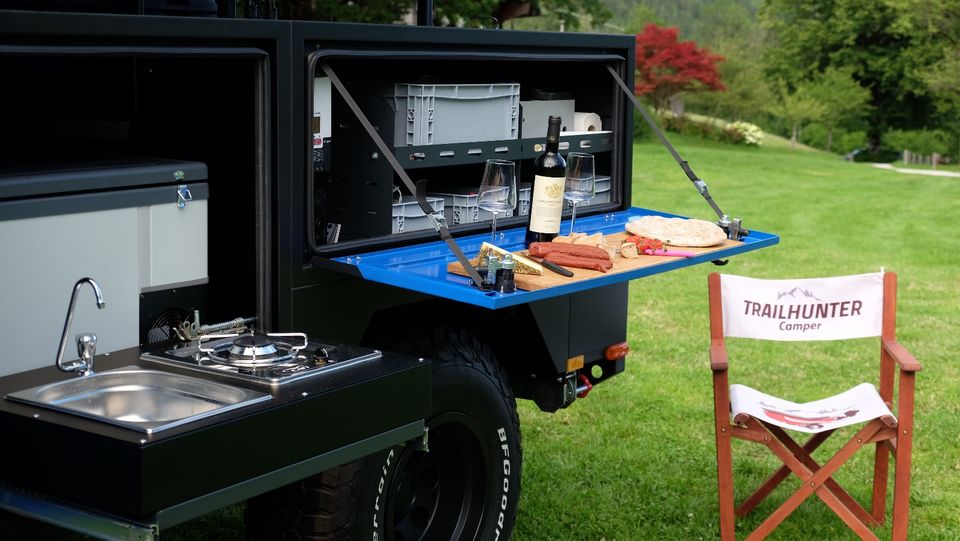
[{"left": 447, "top": 232, "right": 742, "bottom": 291}]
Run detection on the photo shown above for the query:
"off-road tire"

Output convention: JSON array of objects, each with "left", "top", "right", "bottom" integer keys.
[{"left": 245, "top": 328, "right": 522, "bottom": 541}]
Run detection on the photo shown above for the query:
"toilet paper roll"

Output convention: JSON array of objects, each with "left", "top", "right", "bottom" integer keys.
[{"left": 573, "top": 112, "right": 602, "bottom": 132}]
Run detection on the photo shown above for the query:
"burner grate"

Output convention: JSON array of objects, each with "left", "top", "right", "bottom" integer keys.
[
  {"left": 199, "top": 332, "right": 309, "bottom": 368},
  {"left": 140, "top": 330, "right": 382, "bottom": 387}
]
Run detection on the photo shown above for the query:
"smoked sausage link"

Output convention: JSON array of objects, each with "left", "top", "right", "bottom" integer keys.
[
  {"left": 543, "top": 253, "right": 612, "bottom": 273},
  {"left": 529, "top": 242, "right": 611, "bottom": 262}
]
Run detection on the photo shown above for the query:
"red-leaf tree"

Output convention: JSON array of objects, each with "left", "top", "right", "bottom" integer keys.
[{"left": 635, "top": 23, "right": 725, "bottom": 112}]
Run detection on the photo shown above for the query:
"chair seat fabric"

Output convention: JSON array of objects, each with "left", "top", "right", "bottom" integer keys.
[{"left": 730, "top": 382, "right": 895, "bottom": 434}]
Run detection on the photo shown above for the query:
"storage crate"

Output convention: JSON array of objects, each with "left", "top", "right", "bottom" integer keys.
[
  {"left": 517, "top": 185, "right": 531, "bottom": 216},
  {"left": 427, "top": 188, "right": 509, "bottom": 225},
  {"left": 392, "top": 197, "right": 444, "bottom": 233},
  {"left": 385, "top": 83, "right": 520, "bottom": 146},
  {"left": 520, "top": 99, "right": 576, "bottom": 136},
  {"left": 479, "top": 185, "right": 530, "bottom": 220},
  {"left": 428, "top": 185, "right": 529, "bottom": 224},
  {"left": 566, "top": 175, "right": 611, "bottom": 208}
]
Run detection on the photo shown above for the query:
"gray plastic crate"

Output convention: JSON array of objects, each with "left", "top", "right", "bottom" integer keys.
[
  {"left": 427, "top": 189, "right": 507, "bottom": 224},
  {"left": 566, "top": 175, "right": 612, "bottom": 208},
  {"left": 392, "top": 197, "right": 444, "bottom": 234},
  {"left": 385, "top": 83, "right": 520, "bottom": 146},
  {"left": 479, "top": 185, "right": 530, "bottom": 220},
  {"left": 520, "top": 99, "right": 576, "bottom": 136},
  {"left": 428, "top": 186, "right": 530, "bottom": 224},
  {"left": 517, "top": 185, "right": 531, "bottom": 216}
]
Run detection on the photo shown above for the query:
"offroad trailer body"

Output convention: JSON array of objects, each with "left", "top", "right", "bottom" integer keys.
[{"left": 0, "top": 8, "right": 777, "bottom": 540}]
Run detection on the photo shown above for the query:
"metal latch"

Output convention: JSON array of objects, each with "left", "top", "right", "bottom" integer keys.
[
  {"left": 177, "top": 184, "right": 193, "bottom": 209},
  {"left": 427, "top": 211, "right": 448, "bottom": 233}
]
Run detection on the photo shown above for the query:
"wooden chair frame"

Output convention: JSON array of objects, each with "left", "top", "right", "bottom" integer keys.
[{"left": 708, "top": 272, "right": 921, "bottom": 541}]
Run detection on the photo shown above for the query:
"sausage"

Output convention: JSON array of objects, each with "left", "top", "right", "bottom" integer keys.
[
  {"left": 528, "top": 242, "right": 611, "bottom": 262},
  {"left": 543, "top": 253, "right": 612, "bottom": 273}
]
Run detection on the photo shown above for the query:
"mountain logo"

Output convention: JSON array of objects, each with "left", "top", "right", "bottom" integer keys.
[{"left": 776, "top": 287, "right": 823, "bottom": 302}]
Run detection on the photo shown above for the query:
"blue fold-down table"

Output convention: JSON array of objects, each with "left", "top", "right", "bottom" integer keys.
[{"left": 335, "top": 207, "right": 779, "bottom": 310}]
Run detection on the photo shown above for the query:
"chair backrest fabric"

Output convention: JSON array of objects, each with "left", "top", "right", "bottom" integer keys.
[{"left": 719, "top": 272, "right": 884, "bottom": 341}]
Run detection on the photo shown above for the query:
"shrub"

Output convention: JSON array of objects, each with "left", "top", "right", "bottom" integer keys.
[
  {"left": 633, "top": 107, "right": 654, "bottom": 140},
  {"left": 836, "top": 131, "right": 868, "bottom": 155},
  {"left": 727, "top": 121, "right": 764, "bottom": 146},
  {"left": 645, "top": 114, "right": 764, "bottom": 147},
  {"left": 800, "top": 123, "right": 828, "bottom": 149},
  {"left": 882, "top": 129, "right": 950, "bottom": 156},
  {"left": 720, "top": 126, "right": 745, "bottom": 144}
]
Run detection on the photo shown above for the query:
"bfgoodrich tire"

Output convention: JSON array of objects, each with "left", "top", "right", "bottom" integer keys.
[{"left": 245, "top": 328, "right": 522, "bottom": 541}]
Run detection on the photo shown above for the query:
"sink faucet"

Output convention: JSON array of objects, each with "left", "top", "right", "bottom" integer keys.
[{"left": 56, "top": 278, "right": 106, "bottom": 376}]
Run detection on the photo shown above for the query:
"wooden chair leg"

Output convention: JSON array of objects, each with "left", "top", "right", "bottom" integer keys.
[
  {"left": 717, "top": 424, "right": 736, "bottom": 541},
  {"left": 891, "top": 373, "right": 916, "bottom": 541},
  {"left": 714, "top": 371, "right": 736, "bottom": 541},
  {"left": 871, "top": 440, "right": 890, "bottom": 523}
]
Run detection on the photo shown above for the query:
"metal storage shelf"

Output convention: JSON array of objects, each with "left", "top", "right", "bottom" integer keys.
[
  {"left": 334, "top": 207, "right": 779, "bottom": 310},
  {"left": 398, "top": 131, "right": 614, "bottom": 170}
]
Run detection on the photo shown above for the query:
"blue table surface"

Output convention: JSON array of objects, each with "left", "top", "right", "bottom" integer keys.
[{"left": 334, "top": 207, "right": 779, "bottom": 309}]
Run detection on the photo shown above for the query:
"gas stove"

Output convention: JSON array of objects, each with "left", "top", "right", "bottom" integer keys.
[{"left": 141, "top": 331, "right": 382, "bottom": 387}]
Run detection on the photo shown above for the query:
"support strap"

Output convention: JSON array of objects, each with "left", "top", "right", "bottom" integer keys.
[
  {"left": 319, "top": 62, "right": 485, "bottom": 288},
  {"left": 605, "top": 64, "right": 746, "bottom": 240}
]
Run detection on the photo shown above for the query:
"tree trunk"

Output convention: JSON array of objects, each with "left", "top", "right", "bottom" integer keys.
[
  {"left": 669, "top": 95, "right": 685, "bottom": 118},
  {"left": 790, "top": 123, "right": 798, "bottom": 149},
  {"left": 826, "top": 128, "right": 833, "bottom": 152}
]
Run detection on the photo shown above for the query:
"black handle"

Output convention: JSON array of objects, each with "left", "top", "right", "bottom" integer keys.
[{"left": 540, "top": 259, "right": 574, "bottom": 277}]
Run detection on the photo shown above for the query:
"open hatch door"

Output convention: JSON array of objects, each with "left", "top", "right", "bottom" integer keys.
[{"left": 302, "top": 41, "right": 778, "bottom": 310}]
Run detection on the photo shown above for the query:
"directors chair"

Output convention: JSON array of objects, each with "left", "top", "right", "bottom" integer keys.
[{"left": 708, "top": 272, "right": 920, "bottom": 541}]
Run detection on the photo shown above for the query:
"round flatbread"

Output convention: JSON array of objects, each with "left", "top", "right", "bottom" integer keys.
[{"left": 625, "top": 216, "right": 727, "bottom": 247}]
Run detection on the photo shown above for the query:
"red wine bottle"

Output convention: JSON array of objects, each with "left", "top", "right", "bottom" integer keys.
[{"left": 525, "top": 116, "right": 566, "bottom": 245}]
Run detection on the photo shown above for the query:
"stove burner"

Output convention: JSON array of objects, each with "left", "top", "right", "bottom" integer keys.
[
  {"left": 231, "top": 334, "right": 279, "bottom": 357},
  {"left": 199, "top": 332, "right": 309, "bottom": 368},
  {"left": 141, "top": 329, "right": 382, "bottom": 387}
]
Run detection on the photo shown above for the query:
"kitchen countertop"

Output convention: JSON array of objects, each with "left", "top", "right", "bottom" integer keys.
[{"left": 0, "top": 345, "right": 430, "bottom": 518}]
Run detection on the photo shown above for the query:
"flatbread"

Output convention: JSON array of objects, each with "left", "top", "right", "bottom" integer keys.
[{"left": 625, "top": 216, "right": 727, "bottom": 247}]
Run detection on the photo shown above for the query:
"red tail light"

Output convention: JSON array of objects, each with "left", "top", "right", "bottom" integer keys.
[{"left": 604, "top": 341, "right": 630, "bottom": 361}]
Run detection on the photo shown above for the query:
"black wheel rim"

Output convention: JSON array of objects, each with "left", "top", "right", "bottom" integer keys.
[{"left": 388, "top": 412, "right": 488, "bottom": 541}]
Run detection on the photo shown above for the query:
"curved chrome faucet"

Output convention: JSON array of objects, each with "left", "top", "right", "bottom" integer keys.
[{"left": 56, "top": 278, "right": 106, "bottom": 376}]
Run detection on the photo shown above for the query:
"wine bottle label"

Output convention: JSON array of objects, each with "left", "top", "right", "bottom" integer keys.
[{"left": 528, "top": 174, "right": 565, "bottom": 234}]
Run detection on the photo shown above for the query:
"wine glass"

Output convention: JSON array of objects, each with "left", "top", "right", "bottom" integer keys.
[
  {"left": 564, "top": 152, "right": 595, "bottom": 235},
  {"left": 477, "top": 159, "right": 517, "bottom": 239}
]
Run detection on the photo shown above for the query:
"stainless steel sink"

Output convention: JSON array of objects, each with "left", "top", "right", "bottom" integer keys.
[{"left": 6, "top": 366, "right": 271, "bottom": 434}]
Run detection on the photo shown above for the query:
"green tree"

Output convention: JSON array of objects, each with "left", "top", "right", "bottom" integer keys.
[
  {"left": 690, "top": 53, "right": 772, "bottom": 123},
  {"left": 271, "top": 0, "right": 609, "bottom": 29},
  {"left": 909, "top": 0, "right": 960, "bottom": 159},
  {"left": 759, "top": 0, "right": 934, "bottom": 140},
  {"left": 883, "top": 129, "right": 950, "bottom": 156},
  {"left": 807, "top": 67, "right": 871, "bottom": 152},
  {"left": 624, "top": 3, "right": 661, "bottom": 34},
  {"left": 836, "top": 130, "right": 868, "bottom": 155},
  {"left": 695, "top": 0, "right": 757, "bottom": 48},
  {"left": 765, "top": 80, "right": 826, "bottom": 149},
  {"left": 275, "top": 0, "right": 412, "bottom": 23}
]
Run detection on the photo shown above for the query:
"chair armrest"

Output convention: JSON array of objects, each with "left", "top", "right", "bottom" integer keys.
[
  {"left": 711, "top": 340, "right": 728, "bottom": 371},
  {"left": 883, "top": 339, "right": 922, "bottom": 372}
]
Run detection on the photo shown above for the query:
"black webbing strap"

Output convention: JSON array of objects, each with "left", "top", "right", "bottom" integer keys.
[
  {"left": 319, "top": 62, "right": 485, "bottom": 288},
  {"left": 605, "top": 64, "right": 726, "bottom": 221}
]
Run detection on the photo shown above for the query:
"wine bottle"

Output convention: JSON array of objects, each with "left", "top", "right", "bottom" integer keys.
[{"left": 525, "top": 116, "right": 566, "bottom": 245}]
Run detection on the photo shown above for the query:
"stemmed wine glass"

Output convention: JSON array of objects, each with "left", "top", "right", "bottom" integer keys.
[
  {"left": 564, "top": 152, "right": 595, "bottom": 235},
  {"left": 477, "top": 159, "right": 517, "bottom": 239}
]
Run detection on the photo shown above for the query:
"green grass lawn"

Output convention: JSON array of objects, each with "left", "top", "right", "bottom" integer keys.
[{"left": 512, "top": 135, "right": 960, "bottom": 540}]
